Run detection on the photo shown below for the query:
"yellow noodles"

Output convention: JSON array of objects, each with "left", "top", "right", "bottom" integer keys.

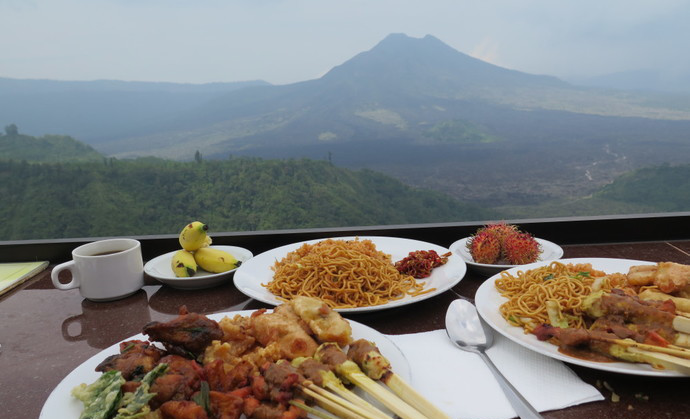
[
  {"left": 264, "top": 238, "right": 426, "bottom": 308},
  {"left": 495, "top": 261, "right": 607, "bottom": 332}
]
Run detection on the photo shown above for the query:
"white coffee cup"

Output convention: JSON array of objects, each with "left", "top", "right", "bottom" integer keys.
[{"left": 51, "top": 238, "right": 144, "bottom": 301}]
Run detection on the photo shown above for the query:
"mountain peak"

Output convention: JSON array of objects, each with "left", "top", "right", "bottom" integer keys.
[{"left": 322, "top": 33, "right": 565, "bottom": 90}]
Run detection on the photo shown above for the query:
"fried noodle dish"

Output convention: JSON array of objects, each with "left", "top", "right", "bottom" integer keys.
[
  {"left": 494, "top": 260, "right": 690, "bottom": 373},
  {"left": 265, "top": 238, "right": 432, "bottom": 309}
]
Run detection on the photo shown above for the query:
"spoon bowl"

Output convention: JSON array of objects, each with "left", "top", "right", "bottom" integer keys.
[{"left": 445, "top": 299, "right": 544, "bottom": 419}]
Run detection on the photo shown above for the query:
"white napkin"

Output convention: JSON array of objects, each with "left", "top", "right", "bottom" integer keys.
[{"left": 386, "top": 330, "right": 603, "bottom": 419}]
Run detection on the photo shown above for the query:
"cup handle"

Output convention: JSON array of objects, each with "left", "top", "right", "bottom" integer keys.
[
  {"left": 61, "top": 315, "right": 84, "bottom": 341},
  {"left": 51, "top": 260, "right": 79, "bottom": 290}
]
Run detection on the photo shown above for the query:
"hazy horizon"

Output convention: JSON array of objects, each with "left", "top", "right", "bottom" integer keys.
[{"left": 2, "top": 1, "right": 690, "bottom": 87}]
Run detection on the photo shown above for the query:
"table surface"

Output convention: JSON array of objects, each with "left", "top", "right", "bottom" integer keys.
[{"left": 2, "top": 239, "right": 690, "bottom": 419}]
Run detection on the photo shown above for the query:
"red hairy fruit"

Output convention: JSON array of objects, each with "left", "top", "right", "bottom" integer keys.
[
  {"left": 481, "top": 222, "right": 518, "bottom": 246},
  {"left": 503, "top": 232, "right": 541, "bottom": 265},
  {"left": 467, "top": 230, "right": 502, "bottom": 264}
]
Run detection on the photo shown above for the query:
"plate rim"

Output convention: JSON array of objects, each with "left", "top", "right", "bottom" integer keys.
[
  {"left": 474, "top": 257, "right": 686, "bottom": 377},
  {"left": 450, "top": 236, "right": 564, "bottom": 271},
  {"left": 144, "top": 245, "right": 254, "bottom": 288},
  {"left": 39, "top": 309, "right": 410, "bottom": 418},
  {"left": 233, "top": 235, "right": 467, "bottom": 313}
]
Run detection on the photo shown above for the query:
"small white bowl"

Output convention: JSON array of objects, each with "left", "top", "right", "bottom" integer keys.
[
  {"left": 449, "top": 237, "right": 564, "bottom": 276},
  {"left": 144, "top": 245, "right": 253, "bottom": 290}
]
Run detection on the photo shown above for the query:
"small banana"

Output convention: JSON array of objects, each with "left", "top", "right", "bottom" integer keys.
[
  {"left": 179, "top": 221, "right": 212, "bottom": 251},
  {"left": 171, "top": 249, "right": 198, "bottom": 277},
  {"left": 194, "top": 247, "right": 239, "bottom": 273}
]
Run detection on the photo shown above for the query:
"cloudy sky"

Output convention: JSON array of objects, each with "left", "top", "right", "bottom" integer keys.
[{"left": 2, "top": 0, "right": 689, "bottom": 85}]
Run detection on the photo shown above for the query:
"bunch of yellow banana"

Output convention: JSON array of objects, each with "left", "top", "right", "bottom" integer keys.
[{"left": 171, "top": 221, "right": 240, "bottom": 277}]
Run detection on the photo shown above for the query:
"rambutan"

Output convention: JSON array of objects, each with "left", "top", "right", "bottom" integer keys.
[
  {"left": 467, "top": 230, "right": 502, "bottom": 264},
  {"left": 503, "top": 232, "right": 541, "bottom": 265},
  {"left": 480, "top": 222, "right": 518, "bottom": 246}
]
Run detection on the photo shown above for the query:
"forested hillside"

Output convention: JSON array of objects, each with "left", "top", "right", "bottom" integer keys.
[
  {"left": 0, "top": 125, "right": 102, "bottom": 162},
  {"left": 0, "top": 158, "right": 491, "bottom": 240}
]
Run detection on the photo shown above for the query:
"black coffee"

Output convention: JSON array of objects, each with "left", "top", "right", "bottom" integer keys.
[{"left": 90, "top": 250, "right": 125, "bottom": 256}]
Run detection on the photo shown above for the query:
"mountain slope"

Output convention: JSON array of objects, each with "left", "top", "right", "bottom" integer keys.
[
  {"left": 0, "top": 158, "right": 491, "bottom": 240},
  {"left": 97, "top": 33, "right": 690, "bottom": 160},
  {"left": 0, "top": 78, "right": 270, "bottom": 143}
]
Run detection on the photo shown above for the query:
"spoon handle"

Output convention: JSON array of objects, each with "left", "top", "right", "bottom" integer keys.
[{"left": 478, "top": 351, "right": 544, "bottom": 419}]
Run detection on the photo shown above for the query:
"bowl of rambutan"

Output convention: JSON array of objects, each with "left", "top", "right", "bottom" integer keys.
[{"left": 450, "top": 222, "right": 564, "bottom": 276}]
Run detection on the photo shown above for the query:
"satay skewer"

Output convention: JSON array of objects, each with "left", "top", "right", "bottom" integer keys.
[
  {"left": 315, "top": 343, "right": 429, "bottom": 419},
  {"left": 347, "top": 339, "right": 451, "bottom": 419},
  {"left": 292, "top": 357, "right": 393, "bottom": 419},
  {"left": 583, "top": 290, "right": 690, "bottom": 338}
]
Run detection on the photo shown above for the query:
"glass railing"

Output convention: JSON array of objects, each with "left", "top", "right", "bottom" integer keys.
[{"left": 3, "top": 212, "right": 689, "bottom": 264}]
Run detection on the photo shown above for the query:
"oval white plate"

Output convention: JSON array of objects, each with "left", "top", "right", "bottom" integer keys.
[
  {"left": 145, "top": 245, "right": 253, "bottom": 290},
  {"left": 475, "top": 257, "right": 685, "bottom": 377},
  {"left": 233, "top": 236, "right": 467, "bottom": 313},
  {"left": 39, "top": 310, "right": 410, "bottom": 418},
  {"left": 450, "top": 237, "right": 563, "bottom": 276}
]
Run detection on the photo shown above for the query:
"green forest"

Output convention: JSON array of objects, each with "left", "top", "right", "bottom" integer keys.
[
  {"left": 2, "top": 129, "right": 689, "bottom": 241},
  {"left": 0, "top": 131, "right": 491, "bottom": 239}
]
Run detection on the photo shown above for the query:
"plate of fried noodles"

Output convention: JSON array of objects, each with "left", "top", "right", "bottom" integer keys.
[
  {"left": 233, "top": 236, "right": 467, "bottom": 313},
  {"left": 475, "top": 257, "right": 686, "bottom": 377}
]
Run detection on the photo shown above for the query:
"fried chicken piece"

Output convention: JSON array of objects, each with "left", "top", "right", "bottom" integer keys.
[
  {"left": 95, "top": 340, "right": 164, "bottom": 380},
  {"left": 204, "top": 359, "right": 254, "bottom": 392},
  {"left": 627, "top": 262, "right": 690, "bottom": 294},
  {"left": 289, "top": 296, "right": 352, "bottom": 346},
  {"left": 209, "top": 391, "right": 244, "bottom": 419},
  {"left": 143, "top": 306, "right": 223, "bottom": 357},
  {"left": 250, "top": 309, "right": 317, "bottom": 360},
  {"left": 150, "top": 355, "right": 204, "bottom": 408},
  {"left": 655, "top": 262, "right": 690, "bottom": 293},
  {"left": 627, "top": 265, "right": 657, "bottom": 286},
  {"left": 159, "top": 400, "right": 208, "bottom": 419},
  {"left": 217, "top": 314, "right": 257, "bottom": 357}
]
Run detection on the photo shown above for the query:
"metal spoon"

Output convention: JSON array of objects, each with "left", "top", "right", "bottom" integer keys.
[{"left": 445, "top": 299, "right": 543, "bottom": 419}]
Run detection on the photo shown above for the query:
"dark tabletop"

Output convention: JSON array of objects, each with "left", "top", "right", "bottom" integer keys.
[{"left": 2, "top": 240, "right": 690, "bottom": 419}]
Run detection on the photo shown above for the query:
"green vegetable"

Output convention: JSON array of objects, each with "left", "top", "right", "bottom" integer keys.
[
  {"left": 192, "top": 381, "right": 212, "bottom": 417},
  {"left": 113, "top": 363, "right": 168, "bottom": 419},
  {"left": 71, "top": 370, "right": 125, "bottom": 419}
]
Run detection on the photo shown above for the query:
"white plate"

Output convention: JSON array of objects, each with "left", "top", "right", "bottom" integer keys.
[
  {"left": 450, "top": 237, "right": 563, "bottom": 276},
  {"left": 39, "top": 310, "right": 410, "bottom": 418},
  {"left": 475, "top": 257, "right": 686, "bottom": 377},
  {"left": 234, "top": 236, "right": 467, "bottom": 313},
  {"left": 145, "top": 245, "right": 253, "bottom": 289}
]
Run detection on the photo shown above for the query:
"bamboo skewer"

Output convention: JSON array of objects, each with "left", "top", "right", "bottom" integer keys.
[
  {"left": 593, "top": 336, "right": 690, "bottom": 360},
  {"left": 292, "top": 357, "right": 393, "bottom": 419},
  {"left": 339, "top": 365, "right": 428, "bottom": 419},
  {"left": 318, "top": 374, "right": 393, "bottom": 419},
  {"left": 299, "top": 385, "right": 370, "bottom": 419},
  {"left": 315, "top": 343, "right": 429, "bottom": 419},
  {"left": 347, "top": 340, "right": 451, "bottom": 419}
]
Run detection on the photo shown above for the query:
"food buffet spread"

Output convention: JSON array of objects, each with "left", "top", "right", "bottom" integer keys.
[{"left": 2, "top": 221, "right": 690, "bottom": 419}]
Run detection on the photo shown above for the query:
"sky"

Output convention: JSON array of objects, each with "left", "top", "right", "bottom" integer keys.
[{"left": 2, "top": 0, "right": 690, "bottom": 86}]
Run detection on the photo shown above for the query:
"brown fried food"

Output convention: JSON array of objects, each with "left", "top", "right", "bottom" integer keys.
[
  {"left": 159, "top": 400, "right": 208, "bottom": 419},
  {"left": 209, "top": 391, "right": 244, "bottom": 419},
  {"left": 149, "top": 355, "right": 204, "bottom": 409},
  {"left": 289, "top": 296, "right": 353, "bottom": 346},
  {"left": 627, "top": 262, "right": 690, "bottom": 294},
  {"left": 217, "top": 314, "right": 257, "bottom": 357},
  {"left": 95, "top": 340, "right": 164, "bottom": 380},
  {"left": 143, "top": 306, "right": 223, "bottom": 357},
  {"left": 656, "top": 262, "right": 690, "bottom": 293},
  {"left": 204, "top": 359, "right": 254, "bottom": 392},
  {"left": 250, "top": 309, "right": 317, "bottom": 360}
]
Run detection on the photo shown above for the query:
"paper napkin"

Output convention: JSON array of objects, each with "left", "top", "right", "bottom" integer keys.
[{"left": 386, "top": 330, "right": 603, "bottom": 419}]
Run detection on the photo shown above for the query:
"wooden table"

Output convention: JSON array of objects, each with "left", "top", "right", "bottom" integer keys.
[{"left": 2, "top": 240, "right": 689, "bottom": 419}]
